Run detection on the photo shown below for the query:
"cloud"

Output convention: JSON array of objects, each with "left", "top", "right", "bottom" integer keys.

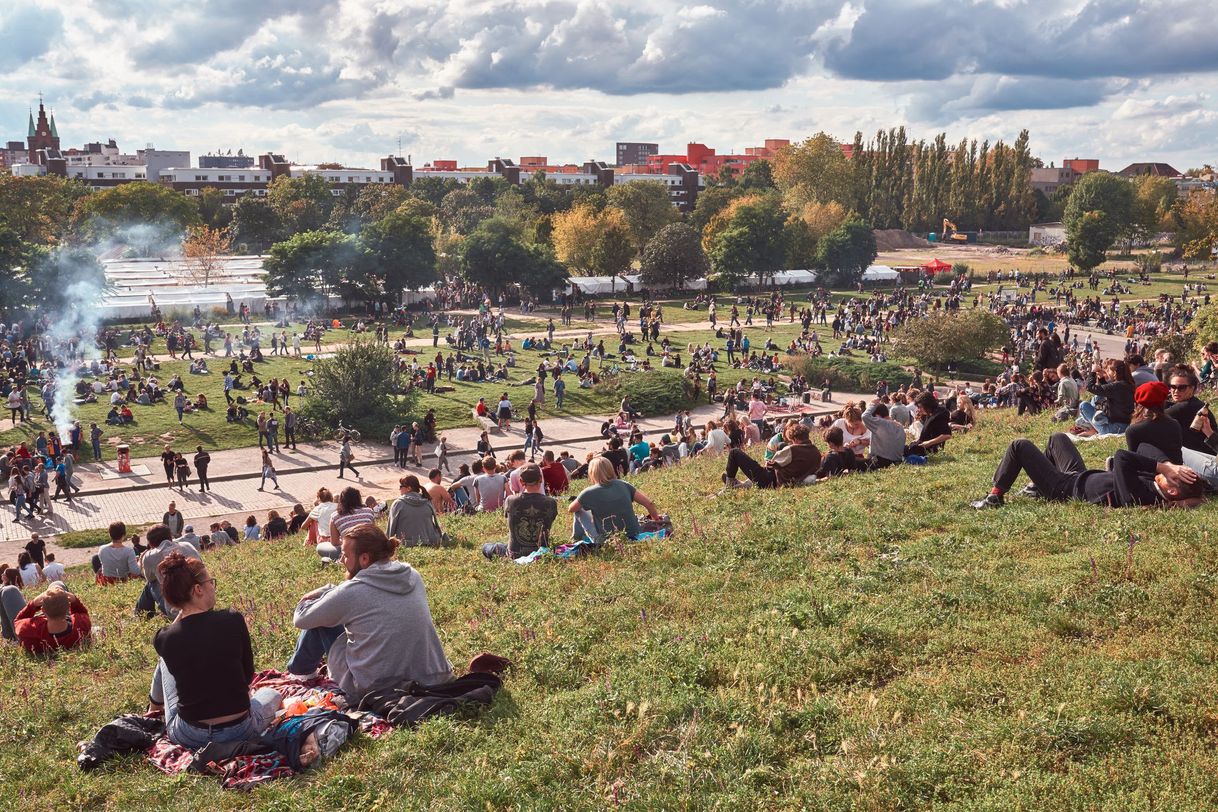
[{"left": 0, "top": 5, "right": 64, "bottom": 70}]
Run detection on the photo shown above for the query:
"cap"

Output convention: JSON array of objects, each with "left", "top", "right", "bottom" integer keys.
[
  {"left": 183, "top": 525, "right": 194, "bottom": 533},
  {"left": 1134, "top": 381, "right": 1169, "bottom": 410},
  {"left": 519, "top": 464, "right": 542, "bottom": 484}
]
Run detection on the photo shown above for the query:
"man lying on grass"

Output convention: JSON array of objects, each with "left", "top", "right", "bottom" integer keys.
[{"left": 972, "top": 432, "right": 1205, "bottom": 510}]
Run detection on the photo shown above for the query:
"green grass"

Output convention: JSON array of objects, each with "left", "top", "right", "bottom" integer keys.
[{"left": 9, "top": 410, "right": 1218, "bottom": 808}]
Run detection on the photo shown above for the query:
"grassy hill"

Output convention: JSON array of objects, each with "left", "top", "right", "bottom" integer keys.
[{"left": 7, "top": 409, "right": 1218, "bottom": 809}]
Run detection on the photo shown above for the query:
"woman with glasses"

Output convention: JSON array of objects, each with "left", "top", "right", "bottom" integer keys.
[{"left": 147, "top": 553, "right": 282, "bottom": 749}]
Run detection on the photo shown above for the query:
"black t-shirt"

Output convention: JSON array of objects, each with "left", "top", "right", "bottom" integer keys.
[
  {"left": 602, "top": 448, "right": 629, "bottom": 477},
  {"left": 161, "top": 451, "right": 175, "bottom": 471},
  {"left": 1166, "top": 396, "right": 1216, "bottom": 453},
  {"left": 505, "top": 492, "right": 558, "bottom": 558},
  {"left": 918, "top": 407, "right": 952, "bottom": 450},
  {"left": 24, "top": 538, "right": 46, "bottom": 567},
  {"left": 817, "top": 449, "right": 858, "bottom": 478},
  {"left": 1125, "top": 416, "right": 1183, "bottom": 464},
  {"left": 154, "top": 609, "right": 253, "bottom": 724}
]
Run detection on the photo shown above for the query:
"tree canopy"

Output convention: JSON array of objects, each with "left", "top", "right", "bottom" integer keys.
[{"left": 640, "top": 223, "right": 709, "bottom": 289}]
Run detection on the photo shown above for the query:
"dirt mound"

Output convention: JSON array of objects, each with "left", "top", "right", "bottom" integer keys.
[{"left": 873, "top": 230, "right": 931, "bottom": 251}]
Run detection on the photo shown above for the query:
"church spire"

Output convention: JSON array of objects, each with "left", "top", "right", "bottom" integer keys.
[
  {"left": 49, "top": 111, "right": 58, "bottom": 138},
  {"left": 28, "top": 111, "right": 35, "bottom": 138}
]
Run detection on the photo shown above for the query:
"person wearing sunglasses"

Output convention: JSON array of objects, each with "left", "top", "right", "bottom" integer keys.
[
  {"left": 1165, "top": 365, "right": 1217, "bottom": 454},
  {"left": 147, "top": 553, "right": 282, "bottom": 749}
]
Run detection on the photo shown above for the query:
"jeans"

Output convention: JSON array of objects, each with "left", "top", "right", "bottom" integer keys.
[
  {"left": 725, "top": 448, "right": 777, "bottom": 488},
  {"left": 150, "top": 659, "right": 282, "bottom": 749},
  {"left": 991, "top": 433, "right": 1086, "bottom": 498},
  {"left": 1182, "top": 447, "right": 1218, "bottom": 490},
  {"left": 1077, "top": 400, "right": 1128, "bottom": 435},
  {"left": 92, "top": 441, "right": 102, "bottom": 461},
  {"left": 286, "top": 625, "right": 345, "bottom": 675},
  {"left": 1, "top": 584, "right": 26, "bottom": 641},
  {"left": 571, "top": 509, "right": 598, "bottom": 541},
  {"left": 136, "top": 580, "right": 171, "bottom": 618},
  {"left": 338, "top": 459, "right": 358, "bottom": 478},
  {"left": 13, "top": 493, "right": 26, "bottom": 520},
  {"left": 315, "top": 542, "right": 341, "bottom": 562}
]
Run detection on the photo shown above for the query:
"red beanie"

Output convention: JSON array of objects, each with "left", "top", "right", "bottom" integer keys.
[{"left": 1134, "top": 381, "right": 1170, "bottom": 410}]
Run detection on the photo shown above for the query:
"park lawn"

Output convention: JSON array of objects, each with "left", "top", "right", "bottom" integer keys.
[{"left": 9, "top": 409, "right": 1218, "bottom": 808}]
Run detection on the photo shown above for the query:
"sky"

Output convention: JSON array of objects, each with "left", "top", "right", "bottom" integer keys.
[{"left": 2, "top": 0, "right": 1216, "bottom": 173}]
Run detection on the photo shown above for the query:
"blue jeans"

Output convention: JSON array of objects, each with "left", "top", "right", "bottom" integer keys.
[
  {"left": 136, "top": 580, "right": 171, "bottom": 617},
  {"left": 92, "top": 440, "right": 102, "bottom": 461},
  {"left": 1183, "top": 447, "right": 1218, "bottom": 490},
  {"left": 150, "top": 659, "right": 281, "bottom": 749},
  {"left": 286, "top": 625, "right": 345, "bottom": 675},
  {"left": 1077, "top": 400, "right": 1128, "bottom": 435},
  {"left": 315, "top": 542, "right": 341, "bottom": 562},
  {"left": 1, "top": 584, "right": 26, "bottom": 641}
]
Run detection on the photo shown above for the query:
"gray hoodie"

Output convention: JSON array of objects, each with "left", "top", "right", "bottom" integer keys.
[
  {"left": 386, "top": 492, "right": 443, "bottom": 546},
  {"left": 293, "top": 559, "right": 452, "bottom": 699}
]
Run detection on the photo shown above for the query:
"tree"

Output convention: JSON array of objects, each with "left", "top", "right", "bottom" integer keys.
[
  {"left": 302, "top": 338, "right": 411, "bottom": 429},
  {"left": 773, "top": 133, "right": 855, "bottom": 210},
  {"left": 439, "top": 188, "right": 494, "bottom": 235},
  {"left": 1175, "top": 195, "right": 1218, "bottom": 260},
  {"left": 69, "top": 181, "right": 200, "bottom": 253},
  {"left": 264, "top": 230, "right": 362, "bottom": 301},
  {"left": 460, "top": 218, "right": 567, "bottom": 298},
  {"left": 358, "top": 210, "right": 437, "bottom": 305},
  {"left": 266, "top": 174, "right": 334, "bottom": 235},
  {"left": 23, "top": 245, "right": 106, "bottom": 314},
  {"left": 606, "top": 180, "right": 678, "bottom": 255},
  {"left": 1127, "top": 175, "right": 1177, "bottom": 248},
  {"left": 814, "top": 220, "right": 877, "bottom": 286},
  {"left": 197, "top": 187, "right": 233, "bottom": 230},
  {"left": 1067, "top": 210, "right": 1115, "bottom": 272},
  {"left": 1064, "top": 172, "right": 1134, "bottom": 268},
  {"left": 551, "top": 204, "right": 633, "bottom": 276},
  {"left": 738, "top": 160, "right": 775, "bottom": 191},
  {"left": 181, "top": 225, "right": 233, "bottom": 286},
  {"left": 0, "top": 174, "right": 89, "bottom": 246},
  {"left": 891, "top": 310, "right": 1009, "bottom": 370},
  {"left": 705, "top": 195, "right": 786, "bottom": 289},
  {"left": 230, "top": 196, "right": 283, "bottom": 252},
  {"left": 688, "top": 185, "right": 739, "bottom": 233},
  {"left": 640, "top": 223, "right": 709, "bottom": 289}
]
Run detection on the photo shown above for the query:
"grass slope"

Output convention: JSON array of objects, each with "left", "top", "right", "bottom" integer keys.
[{"left": 7, "top": 409, "right": 1218, "bottom": 809}]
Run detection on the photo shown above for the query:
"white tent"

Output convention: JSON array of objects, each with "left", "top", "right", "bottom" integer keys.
[
  {"left": 862, "top": 264, "right": 900, "bottom": 282},
  {"left": 684, "top": 277, "right": 708, "bottom": 291},
  {"left": 744, "top": 269, "right": 817, "bottom": 287},
  {"left": 567, "top": 276, "right": 623, "bottom": 296}
]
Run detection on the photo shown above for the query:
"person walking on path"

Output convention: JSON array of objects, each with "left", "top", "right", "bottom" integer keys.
[
  {"left": 163, "top": 501, "right": 185, "bottom": 537},
  {"left": 338, "top": 437, "right": 359, "bottom": 479},
  {"left": 554, "top": 375, "right": 565, "bottom": 409},
  {"left": 395, "top": 426, "right": 410, "bottom": 469},
  {"left": 160, "top": 445, "right": 176, "bottom": 487},
  {"left": 174, "top": 453, "right": 191, "bottom": 490},
  {"left": 194, "top": 446, "right": 211, "bottom": 492},
  {"left": 411, "top": 422, "right": 426, "bottom": 466},
  {"left": 266, "top": 413, "right": 281, "bottom": 453},
  {"left": 436, "top": 435, "right": 452, "bottom": 474},
  {"left": 174, "top": 391, "right": 187, "bottom": 425},
  {"left": 258, "top": 449, "right": 281, "bottom": 491}
]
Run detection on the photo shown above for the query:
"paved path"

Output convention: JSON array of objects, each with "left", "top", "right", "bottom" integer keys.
[{"left": 0, "top": 393, "right": 871, "bottom": 566}]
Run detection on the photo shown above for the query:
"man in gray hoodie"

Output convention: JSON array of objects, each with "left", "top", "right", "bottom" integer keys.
[{"left": 287, "top": 524, "right": 452, "bottom": 700}]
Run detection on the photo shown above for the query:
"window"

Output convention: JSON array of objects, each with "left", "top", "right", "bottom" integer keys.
[
  {"left": 330, "top": 189, "right": 341, "bottom": 196},
  {"left": 238, "top": 175, "right": 245, "bottom": 181},
  {"left": 223, "top": 189, "right": 236, "bottom": 196},
  {"left": 195, "top": 175, "right": 206, "bottom": 181},
  {"left": 186, "top": 189, "right": 199, "bottom": 196},
  {"left": 96, "top": 172, "right": 105, "bottom": 178}
]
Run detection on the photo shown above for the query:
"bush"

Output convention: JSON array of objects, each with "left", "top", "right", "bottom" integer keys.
[
  {"left": 301, "top": 338, "right": 416, "bottom": 430},
  {"left": 786, "top": 355, "right": 915, "bottom": 392},
  {"left": 596, "top": 370, "right": 694, "bottom": 416},
  {"left": 891, "top": 310, "right": 1009, "bottom": 370},
  {"left": 1190, "top": 304, "right": 1218, "bottom": 357}
]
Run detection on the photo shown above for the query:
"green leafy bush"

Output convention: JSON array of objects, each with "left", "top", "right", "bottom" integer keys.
[
  {"left": 596, "top": 369, "right": 694, "bottom": 416},
  {"left": 891, "top": 310, "right": 1009, "bottom": 370},
  {"left": 786, "top": 355, "right": 914, "bottom": 392}
]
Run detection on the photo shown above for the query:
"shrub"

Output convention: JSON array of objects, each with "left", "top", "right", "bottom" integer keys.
[
  {"left": 891, "top": 310, "right": 1009, "bottom": 370},
  {"left": 786, "top": 355, "right": 915, "bottom": 392},
  {"left": 596, "top": 370, "right": 694, "bottom": 416},
  {"left": 301, "top": 338, "right": 415, "bottom": 430}
]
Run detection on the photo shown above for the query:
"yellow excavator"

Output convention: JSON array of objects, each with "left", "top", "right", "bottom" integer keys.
[{"left": 942, "top": 219, "right": 969, "bottom": 243}]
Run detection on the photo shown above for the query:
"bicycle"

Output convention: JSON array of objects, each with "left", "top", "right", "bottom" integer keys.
[{"left": 334, "top": 421, "right": 362, "bottom": 443}]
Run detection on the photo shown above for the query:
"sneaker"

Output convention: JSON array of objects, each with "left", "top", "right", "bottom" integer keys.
[
  {"left": 1019, "top": 483, "right": 1040, "bottom": 498},
  {"left": 971, "top": 493, "right": 1004, "bottom": 510}
]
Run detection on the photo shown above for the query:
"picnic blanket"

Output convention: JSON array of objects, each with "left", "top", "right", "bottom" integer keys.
[{"left": 514, "top": 527, "right": 671, "bottom": 564}]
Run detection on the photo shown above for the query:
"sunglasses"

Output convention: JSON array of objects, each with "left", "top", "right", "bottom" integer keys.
[
  {"left": 197, "top": 577, "right": 217, "bottom": 588},
  {"left": 1168, "top": 384, "right": 1194, "bottom": 390}
]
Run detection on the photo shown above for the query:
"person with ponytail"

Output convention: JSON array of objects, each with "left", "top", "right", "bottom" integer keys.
[
  {"left": 147, "top": 552, "right": 283, "bottom": 748},
  {"left": 287, "top": 524, "right": 452, "bottom": 700}
]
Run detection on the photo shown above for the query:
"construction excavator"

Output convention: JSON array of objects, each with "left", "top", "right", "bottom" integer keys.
[{"left": 941, "top": 219, "right": 970, "bottom": 243}]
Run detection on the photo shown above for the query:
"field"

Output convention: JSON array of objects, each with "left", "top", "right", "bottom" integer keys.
[{"left": 8, "top": 409, "right": 1218, "bottom": 809}]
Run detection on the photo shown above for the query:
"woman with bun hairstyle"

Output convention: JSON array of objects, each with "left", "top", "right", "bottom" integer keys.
[{"left": 147, "top": 552, "right": 282, "bottom": 748}]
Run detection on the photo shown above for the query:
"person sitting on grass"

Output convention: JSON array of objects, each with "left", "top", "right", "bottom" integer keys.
[
  {"left": 2, "top": 581, "right": 91, "bottom": 655},
  {"left": 96, "top": 521, "right": 141, "bottom": 584},
  {"left": 387, "top": 475, "right": 444, "bottom": 547},
  {"left": 1073, "top": 358, "right": 1135, "bottom": 437},
  {"left": 243, "top": 515, "right": 261, "bottom": 541},
  {"left": 1124, "top": 381, "right": 1182, "bottom": 463},
  {"left": 483, "top": 463, "right": 557, "bottom": 560},
  {"left": 722, "top": 422, "right": 823, "bottom": 491},
  {"left": 287, "top": 524, "right": 453, "bottom": 701},
  {"left": 263, "top": 510, "right": 289, "bottom": 540},
  {"left": 147, "top": 553, "right": 283, "bottom": 749},
  {"left": 568, "top": 457, "right": 662, "bottom": 542},
  {"left": 971, "top": 432, "right": 1204, "bottom": 510},
  {"left": 817, "top": 426, "right": 859, "bottom": 479},
  {"left": 904, "top": 391, "right": 953, "bottom": 457}
]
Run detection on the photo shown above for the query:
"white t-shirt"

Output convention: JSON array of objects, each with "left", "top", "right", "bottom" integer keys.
[
  {"left": 831, "top": 418, "right": 871, "bottom": 448},
  {"left": 42, "top": 562, "right": 65, "bottom": 582},
  {"left": 308, "top": 502, "right": 338, "bottom": 537},
  {"left": 705, "top": 428, "right": 729, "bottom": 454},
  {"left": 19, "top": 563, "right": 43, "bottom": 588}
]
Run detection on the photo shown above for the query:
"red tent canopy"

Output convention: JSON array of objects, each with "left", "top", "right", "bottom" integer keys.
[{"left": 921, "top": 258, "right": 952, "bottom": 273}]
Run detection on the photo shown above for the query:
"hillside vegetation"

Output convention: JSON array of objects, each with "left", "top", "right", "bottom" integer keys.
[{"left": 7, "top": 410, "right": 1218, "bottom": 809}]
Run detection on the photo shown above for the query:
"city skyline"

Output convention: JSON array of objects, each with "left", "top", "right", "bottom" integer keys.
[{"left": 1, "top": 0, "right": 1216, "bottom": 171}]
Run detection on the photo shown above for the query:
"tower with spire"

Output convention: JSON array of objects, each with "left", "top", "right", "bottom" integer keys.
[{"left": 27, "top": 97, "right": 60, "bottom": 165}]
